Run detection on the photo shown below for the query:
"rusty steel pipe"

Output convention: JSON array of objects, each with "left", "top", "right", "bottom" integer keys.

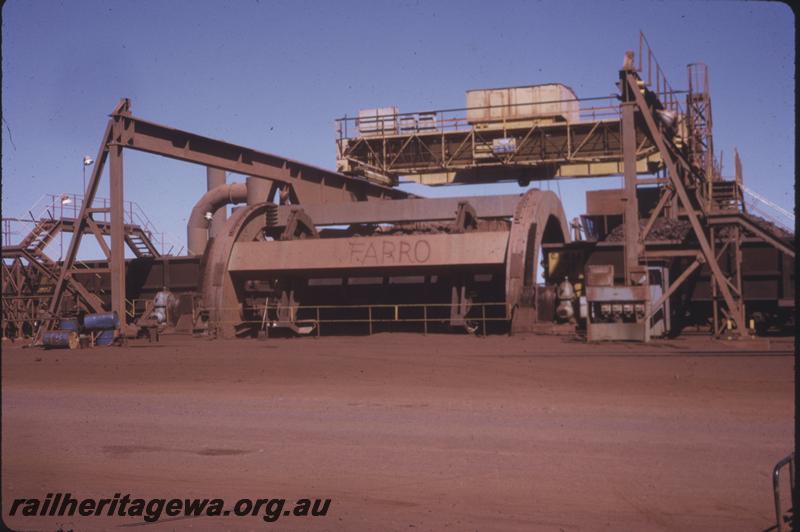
[
  {"left": 187, "top": 182, "right": 247, "bottom": 256},
  {"left": 206, "top": 167, "right": 227, "bottom": 240}
]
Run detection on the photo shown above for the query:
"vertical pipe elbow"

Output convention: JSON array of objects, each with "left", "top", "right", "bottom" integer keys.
[{"left": 187, "top": 182, "right": 247, "bottom": 256}]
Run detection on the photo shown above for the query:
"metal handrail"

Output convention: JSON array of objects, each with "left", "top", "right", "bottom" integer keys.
[
  {"left": 229, "top": 301, "right": 512, "bottom": 311},
  {"left": 125, "top": 298, "right": 150, "bottom": 319},
  {"left": 741, "top": 185, "right": 795, "bottom": 233},
  {"left": 335, "top": 97, "right": 623, "bottom": 142},
  {"left": 637, "top": 31, "right": 685, "bottom": 117},
  {"left": 773, "top": 453, "right": 796, "bottom": 532},
  {"left": 221, "top": 300, "right": 514, "bottom": 336},
  {"left": 7, "top": 193, "right": 179, "bottom": 255}
]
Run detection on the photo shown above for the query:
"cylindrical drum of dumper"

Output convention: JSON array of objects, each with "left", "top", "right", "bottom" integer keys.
[
  {"left": 83, "top": 311, "right": 120, "bottom": 330},
  {"left": 42, "top": 330, "right": 79, "bottom": 349}
]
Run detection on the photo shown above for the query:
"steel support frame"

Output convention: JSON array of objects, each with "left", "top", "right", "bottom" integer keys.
[
  {"left": 708, "top": 214, "right": 795, "bottom": 259},
  {"left": 339, "top": 117, "right": 661, "bottom": 184},
  {"left": 646, "top": 255, "right": 703, "bottom": 320},
  {"left": 40, "top": 98, "right": 412, "bottom": 339},
  {"left": 109, "top": 118, "right": 126, "bottom": 324},
  {"left": 686, "top": 63, "right": 715, "bottom": 180},
  {"left": 3, "top": 211, "right": 152, "bottom": 336},
  {"left": 620, "top": 98, "right": 641, "bottom": 284},
  {"left": 624, "top": 71, "right": 747, "bottom": 335}
]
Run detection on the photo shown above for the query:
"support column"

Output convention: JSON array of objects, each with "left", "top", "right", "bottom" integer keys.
[
  {"left": 621, "top": 101, "right": 641, "bottom": 285},
  {"left": 207, "top": 167, "right": 227, "bottom": 240},
  {"left": 734, "top": 225, "right": 744, "bottom": 333},
  {"left": 109, "top": 141, "right": 126, "bottom": 325},
  {"left": 710, "top": 227, "right": 719, "bottom": 336}
]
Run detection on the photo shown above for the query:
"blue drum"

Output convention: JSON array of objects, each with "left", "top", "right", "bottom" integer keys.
[
  {"left": 83, "top": 312, "right": 120, "bottom": 330},
  {"left": 42, "top": 330, "right": 79, "bottom": 349},
  {"left": 95, "top": 329, "right": 116, "bottom": 346}
]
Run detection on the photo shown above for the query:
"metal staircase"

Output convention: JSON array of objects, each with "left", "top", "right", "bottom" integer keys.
[
  {"left": 19, "top": 219, "right": 59, "bottom": 252},
  {"left": 2, "top": 192, "right": 171, "bottom": 339},
  {"left": 707, "top": 181, "right": 741, "bottom": 212},
  {"left": 123, "top": 226, "right": 160, "bottom": 257}
]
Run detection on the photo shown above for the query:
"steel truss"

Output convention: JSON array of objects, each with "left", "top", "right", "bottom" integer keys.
[{"left": 337, "top": 115, "right": 663, "bottom": 186}]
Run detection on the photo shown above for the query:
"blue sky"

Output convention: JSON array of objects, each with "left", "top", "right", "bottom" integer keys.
[{"left": 1, "top": 0, "right": 794, "bottom": 256}]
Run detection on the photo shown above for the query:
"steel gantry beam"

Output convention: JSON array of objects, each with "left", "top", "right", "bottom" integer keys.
[{"left": 110, "top": 99, "right": 409, "bottom": 203}]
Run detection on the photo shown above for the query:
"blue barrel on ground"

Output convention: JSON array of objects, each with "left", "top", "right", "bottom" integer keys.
[
  {"left": 42, "top": 330, "right": 79, "bottom": 349},
  {"left": 60, "top": 318, "right": 80, "bottom": 331},
  {"left": 83, "top": 312, "right": 120, "bottom": 330},
  {"left": 95, "top": 329, "right": 115, "bottom": 346}
]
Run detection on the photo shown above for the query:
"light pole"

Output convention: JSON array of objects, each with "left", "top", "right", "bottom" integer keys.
[{"left": 82, "top": 155, "right": 94, "bottom": 195}]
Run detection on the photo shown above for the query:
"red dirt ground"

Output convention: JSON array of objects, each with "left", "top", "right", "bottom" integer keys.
[{"left": 1, "top": 333, "right": 794, "bottom": 531}]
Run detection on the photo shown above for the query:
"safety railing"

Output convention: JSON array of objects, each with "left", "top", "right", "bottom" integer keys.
[
  {"left": 335, "top": 96, "right": 622, "bottom": 143},
  {"left": 8, "top": 193, "right": 179, "bottom": 255},
  {"left": 637, "top": 31, "right": 685, "bottom": 117},
  {"left": 336, "top": 36, "right": 688, "bottom": 143},
  {"left": 1, "top": 218, "right": 15, "bottom": 247},
  {"left": 125, "top": 298, "right": 151, "bottom": 320},
  {"left": 1, "top": 218, "right": 36, "bottom": 248},
  {"left": 3, "top": 297, "right": 151, "bottom": 329},
  {"left": 772, "top": 453, "right": 796, "bottom": 532},
  {"left": 741, "top": 185, "right": 795, "bottom": 234},
  {"left": 230, "top": 301, "right": 513, "bottom": 336},
  {"left": 702, "top": 180, "right": 742, "bottom": 214}
]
